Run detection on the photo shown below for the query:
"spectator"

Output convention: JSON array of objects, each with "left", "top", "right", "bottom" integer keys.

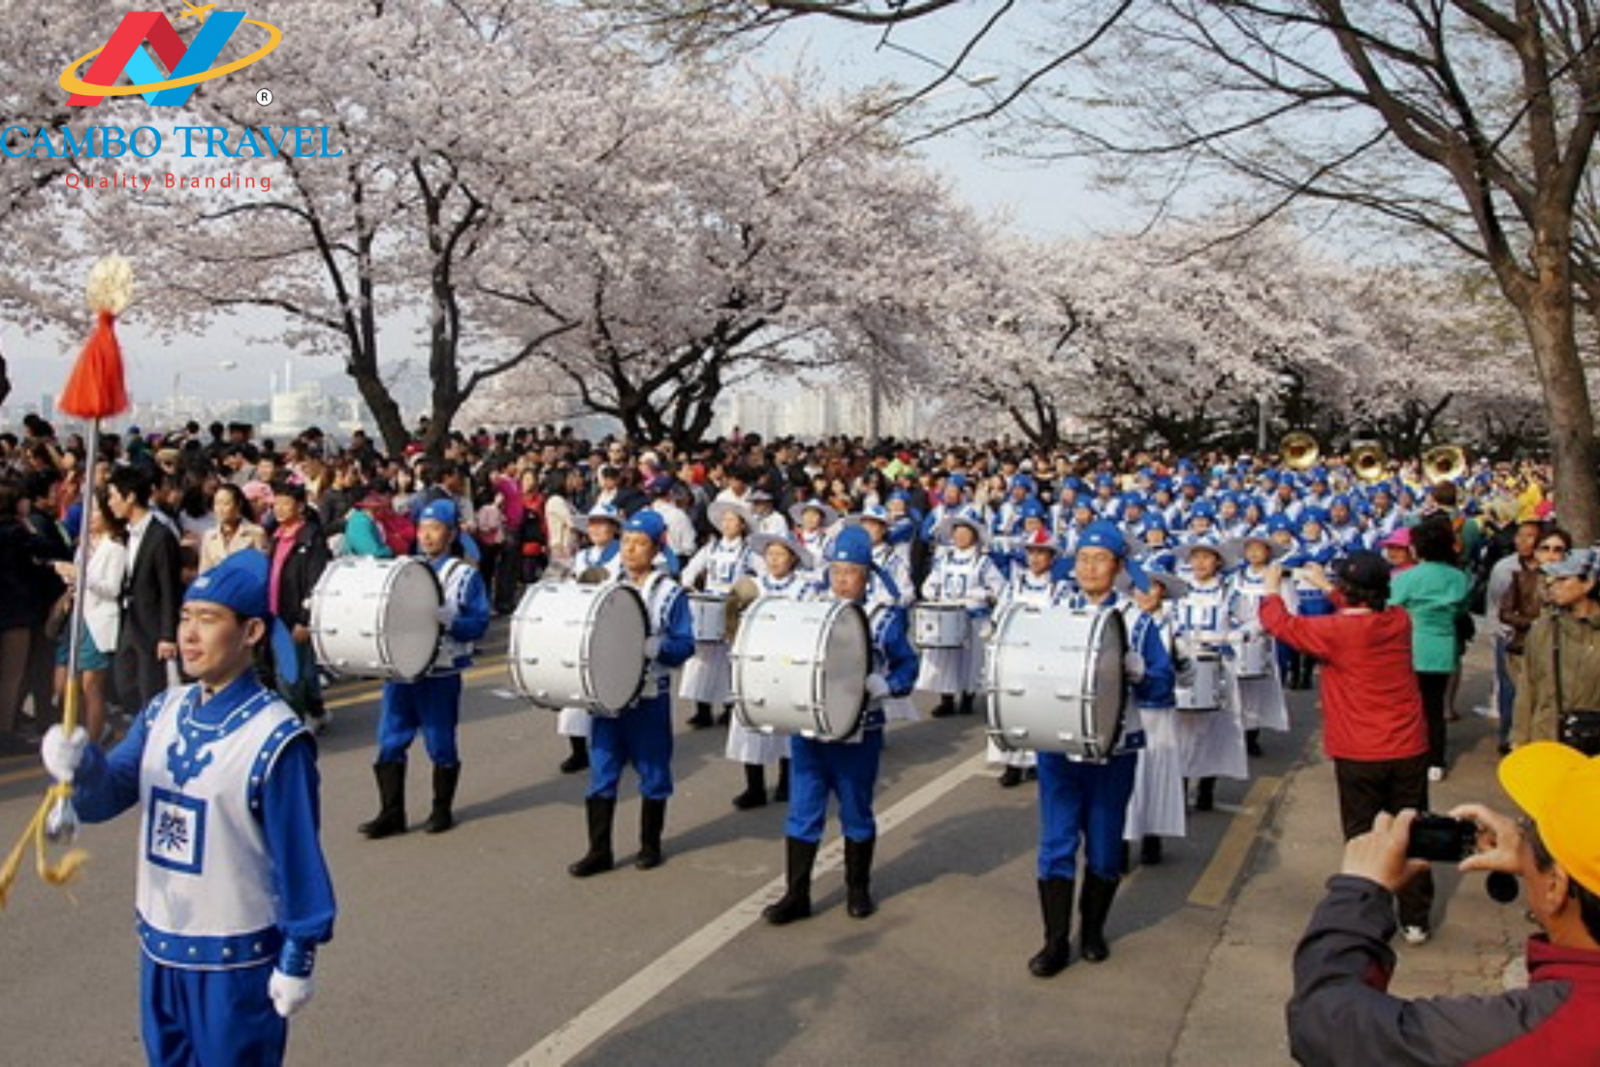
[
  {"left": 1486, "top": 520, "right": 1545, "bottom": 754},
  {"left": 51, "top": 490, "right": 128, "bottom": 743},
  {"left": 199, "top": 483, "right": 269, "bottom": 573},
  {"left": 108, "top": 465, "right": 183, "bottom": 714},
  {"left": 267, "top": 482, "right": 332, "bottom": 733},
  {"left": 1514, "top": 547, "right": 1600, "bottom": 749},
  {"left": 1259, "top": 552, "right": 1435, "bottom": 943},
  {"left": 1390, "top": 516, "right": 1471, "bottom": 782},
  {"left": 1286, "top": 743, "right": 1600, "bottom": 1065}
]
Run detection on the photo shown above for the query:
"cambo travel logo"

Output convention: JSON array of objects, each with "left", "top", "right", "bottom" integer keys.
[
  {"left": 2, "top": 2, "right": 342, "bottom": 191},
  {"left": 61, "top": 1, "right": 281, "bottom": 108}
]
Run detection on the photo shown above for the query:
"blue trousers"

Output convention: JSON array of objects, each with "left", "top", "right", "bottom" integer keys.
[
  {"left": 1494, "top": 636, "right": 1517, "bottom": 746},
  {"left": 785, "top": 731, "right": 883, "bottom": 844},
  {"left": 140, "top": 956, "right": 286, "bottom": 1067},
  {"left": 377, "top": 673, "right": 462, "bottom": 765},
  {"left": 1037, "top": 751, "right": 1138, "bottom": 881},
  {"left": 589, "top": 694, "right": 674, "bottom": 800}
]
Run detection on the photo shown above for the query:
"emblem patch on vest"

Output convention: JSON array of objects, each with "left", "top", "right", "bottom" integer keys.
[{"left": 147, "top": 788, "right": 206, "bottom": 874}]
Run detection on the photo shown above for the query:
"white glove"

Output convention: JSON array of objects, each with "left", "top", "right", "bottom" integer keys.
[
  {"left": 269, "top": 970, "right": 315, "bottom": 1018},
  {"left": 1123, "top": 651, "right": 1146, "bottom": 684},
  {"left": 644, "top": 636, "right": 662, "bottom": 659},
  {"left": 434, "top": 604, "right": 458, "bottom": 628},
  {"left": 41, "top": 725, "right": 88, "bottom": 784},
  {"left": 864, "top": 673, "right": 891, "bottom": 699}
]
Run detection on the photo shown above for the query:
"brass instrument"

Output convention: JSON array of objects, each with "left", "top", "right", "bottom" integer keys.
[
  {"left": 1281, "top": 432, "right": 1320, "bottom": 471},
  {"left": 1350, "top": 441, "right": 1388, "bottom": 483},
  {"left": 1422, "top": 445, "right": 1468, "bottom": 484}
]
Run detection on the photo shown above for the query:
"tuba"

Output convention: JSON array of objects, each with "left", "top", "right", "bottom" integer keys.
[
  {"left": 1350, "top": 441, "right": 1388, "bottom": 483},
  {"left": 1281, "top": 432, "right": 1320, "bottom": 471},
  {"left": 1422, "top": 445, "right": 1468, "bottom": 484}
]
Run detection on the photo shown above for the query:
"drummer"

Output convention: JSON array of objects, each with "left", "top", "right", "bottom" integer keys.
[
  {"left": 359, "top": 498, "right": 492, "bottom": 839},
  {"left": 1028, "top": 521, "right": 1175, "bottom": 977},
  {"left": 1122, "top": 563, "right": 1190, "bottom": 868},
  {"left": 989, "top": 528, "right": 1069, "bottom": 787},
  {"left": 849, "top": 502, "right": 914, "bottom": 608},
  {"left": 569, "top": 510, "right": 696, "bottom": 877},
  {"left": 1171, "top": 535, "right": 1248, "bottom": 814},
  {"left": 789, "top": 497, "right": 838, "bottom": 568},
  {"left": 917, "top": 510, "right": 1004, "bottom": 718},
  {"left": 679, "top": 501, "right": 759, "bottom": 729},
  {"left": 553, "top": 502, "right": 625, "bottom": 776},
  {"left": 764, "top": 525, "right": 919, "bottom": 926},
  {"left": 1227, "top": 531, "right": 1295, "bottom": 758},
  {"left": 725, "top": 531, "right": 816, "bottom": 810}
]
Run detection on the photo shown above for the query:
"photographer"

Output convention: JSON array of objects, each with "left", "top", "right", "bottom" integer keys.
[
  {"left": 1287, "top": 743, "right": 1600, "bottom": 1065},
  {"left": 1513, "top": 547, "right": 1600, "bottom": 752}
]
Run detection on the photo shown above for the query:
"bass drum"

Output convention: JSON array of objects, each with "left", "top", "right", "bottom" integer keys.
[
  {"left": 310, "top": 557, "right": 442, "bottom": 682},
  {"left": 732, "top": 596, "right": 870, "bottom": 741},
  {"left": 985, "top": 603, "right": 1128, "bottom": 761},
  {"left": 509, "top": 582, "right": 648, "bottom": 717}
]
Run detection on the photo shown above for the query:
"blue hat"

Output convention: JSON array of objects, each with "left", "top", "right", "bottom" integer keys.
[
  {"left": 1077, "top": 520, "right": 1127, "bottom": 560},
  {"left": 419, "top": 498, "right": 458, "bottom": 528},
  {"left": 946, "top": 473, "right": 967, "bottom": 490},
  {"left": 1189, "top": 500, "right": 1218, "bottom": 521},
  {"left": 828, "top": 525, "right": 875, "bottom": 566},
  {"left": 583, "top": 501, "right": 624, "bottom": 529},
  {"left": 185, "top": 548, "right": 270, "bottom": 620},
  {"left": 1019, "top": 498, "right": 1047, "bottom": 521},
  {"left": 1012, "top": 474, "right": 1036, "bottom": 492},
  {"left": 1299, "top": 507, "right": 1329, "bottom": 529},
  {"left": 1266, "top": 513, "right": 1298, "bottom": 536},
  {"left": 623, "top": 510, "right": 667, "bottom": 545},
  {"left": 1143, "top": 512, "right": 1169, "bottom": 533},
  {"left": 854, "top": 502, "right": 891, "bottom": 525}
]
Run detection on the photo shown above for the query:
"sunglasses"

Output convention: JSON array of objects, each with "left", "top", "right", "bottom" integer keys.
[{"left": 1538, "top": 543, "right": 1569, "bottom": 553}]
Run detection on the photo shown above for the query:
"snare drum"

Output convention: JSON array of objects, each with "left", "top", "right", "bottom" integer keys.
[
  {"left": 689, "top": 593, "right": 729, "bottom": 644},
  {"left": 1233, "top": 634, "right": 1272, "bottom": 679},
  {"left": 310, "top": 557, "right": 443, "bottom": 682},
  {"left": 985, "top": 603, "right": 1128, "bottom": 761},
  {"left": 731, "top": 597, "right": 870, "bottom": 740},
  {"left": 1175, "top": 647, "right": 1223, "bottom": 712},
  {"left": 911, "top": 602, "right": 969, "bottom": 650},
  {"left": 509, "top": 582, "right": 648, "bottom": 716}
]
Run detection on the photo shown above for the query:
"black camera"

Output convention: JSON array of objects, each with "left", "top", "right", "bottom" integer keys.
[{"left": 1405, "top": 814, "right": 1477, "bottom": 863}]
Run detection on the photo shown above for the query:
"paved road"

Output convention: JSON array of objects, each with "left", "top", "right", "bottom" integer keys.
[{"left": 0, "top": 622, "right": 1321, "bottom": 1066}]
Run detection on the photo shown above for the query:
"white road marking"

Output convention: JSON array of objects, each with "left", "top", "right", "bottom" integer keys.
[{"left": 511, "top": 753, "right": 987, "bottom": 1066}]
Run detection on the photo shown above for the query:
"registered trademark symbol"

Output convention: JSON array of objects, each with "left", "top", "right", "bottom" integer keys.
[{"left": 256, "top": 88, "right": 273, "bottom": 106}]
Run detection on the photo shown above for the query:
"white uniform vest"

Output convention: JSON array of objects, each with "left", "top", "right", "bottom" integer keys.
[
  {"left": 433, "top": 555, "right": 478, "bottom": 672},
  {"left": 630, "top": 570, "right": 686, "bottom": 698},
  {"left": 136, "top": 683, "right": 304, "bottom": 970}
]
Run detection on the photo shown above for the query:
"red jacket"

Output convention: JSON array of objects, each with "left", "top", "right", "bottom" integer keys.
[{"left": 1260, "top": 595, "right": 1427, "bottom": 762}]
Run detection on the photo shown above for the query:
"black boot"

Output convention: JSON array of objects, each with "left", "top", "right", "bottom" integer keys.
[
  {"left": 772, "top": 758, "right": 791, "bottom": 803},
  {"left": 688, "top": 703, "right": 714, "bottom": 729},
  {"left": 716, "top": 705, "right": 732, "bottom": 727},
  {"left": 763, "top": 836, "right": 819, "bottom": 925},
  {"left": 1141, "top": 835, "right": 1163, "bottom": 866},
  {"left": 733, "top": 763, "right": 768, "bottom": 810},
  {"left": 932, "top": 694, "right": 956, "bottom": 719},
  {"left": 1079, "top": 873, "right": 1120, "bottom": 963},
  {"left": 845, "top": 837, "right": 877, "bottom": 919},
  {"left": 1028, "top": 878, "right": 1074, "bottom": 977},
  {"left": 636, "top": 798, "right": 667, "bottom": 870},
  {"left": 1246, "top": 729, "right": 1264, "bottom": 758},
  {"left": 423, "top": 763, "right": 460, "bottom": 834},
  {"left": 998, "top": 765, "right": 1024, "bottom": 788},
  {"left": 559, "top": 736, "right": 589, "bottom": 774},
  {"left": 359, "top": 761, "right": 407, "bottom": 839},
  {"left": 958, "top": 692, "right": 976, "bottom": 716},
  {"left": 568, "top": 796, "right": 616, "bottom": 877},
  {"left": 1195, "top": 776, "right": 1216, "bottom": 812}
]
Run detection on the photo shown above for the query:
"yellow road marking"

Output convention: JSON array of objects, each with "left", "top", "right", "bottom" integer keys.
[{"left": 1187, "top": 775, "right": 1283, "bottom": 909}]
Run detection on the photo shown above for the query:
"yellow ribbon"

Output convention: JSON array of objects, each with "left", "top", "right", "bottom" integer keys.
[{"left": 0, "top": 677, "right": 92, "bottom": 910}]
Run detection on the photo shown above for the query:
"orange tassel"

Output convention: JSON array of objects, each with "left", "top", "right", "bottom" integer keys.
[{"left": 59, "top": 310, "right": 130, "bottom": 419}]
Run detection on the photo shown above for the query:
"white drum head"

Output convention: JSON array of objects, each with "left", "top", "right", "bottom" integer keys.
[
  {"left": 587, "top": 585, "right": 649, "bottom": 713},
  {"left": 386, "top": 560, "right": 445, "bottom": 680},
  {"left": 819, "top": 603, "right": 870, "bottom": 736}
]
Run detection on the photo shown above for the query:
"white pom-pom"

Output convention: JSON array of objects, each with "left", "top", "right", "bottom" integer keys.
[{"left": 86, "top": 255, "right": 135, "bottom": 316}]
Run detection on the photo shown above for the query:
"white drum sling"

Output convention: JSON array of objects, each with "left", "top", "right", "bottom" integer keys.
[
  {"left": 985, "top": 603, "right": 1128, "bottom": 761},
  {"left": 509, "top": 582, "right": 648, "bottom": 717},
  {"left": 731, "top": 597, "right": 870, "bottom": 741},
  {"left": 309, "top": 556, "right": 443, "bottom": 682}
]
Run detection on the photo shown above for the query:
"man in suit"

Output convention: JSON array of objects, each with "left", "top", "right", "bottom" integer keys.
[{"left": 107, "top": 466, "right": 183, "bottom": 712}]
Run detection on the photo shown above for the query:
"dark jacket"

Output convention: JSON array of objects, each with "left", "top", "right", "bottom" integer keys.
[
  {"left": 0, "top": 518, "right": 49, "bottom": 630},
  {"left": 1287, "top": 875, "right": 1600, "bottom": 1065},
  {"left": 1499, "top": 566, "right": 1545, "bottom": 655},
  {"left": 120, "top": 516, "right": 183, "bottom": 650},
  {"left": 270, "top": 520, "right": 331, "bottom": 630}
]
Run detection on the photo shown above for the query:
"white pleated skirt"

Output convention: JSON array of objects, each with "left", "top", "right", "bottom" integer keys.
[
  {"left": 1175, "top": 699, "right": 1249, "bottom": 781},
  {"left": 725, "top": 717, "right": 786, "bottom": 765},
  {"left": 679, "top": 642, "right": 733, "bottom": 704},
  {"left": 1125, "top": 710, "right": 1186, "bottom": 839},
  {"left": 556, "top": 706, "right": 591, "bottom": 739}
]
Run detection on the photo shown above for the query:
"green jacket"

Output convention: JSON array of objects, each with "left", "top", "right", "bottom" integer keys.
[
  {"left": 1514, "top": 609, "right": 1600, "bottom": 746},
  {"left": 1390, "top": 561, "right": 1471, "bottom": 673}
]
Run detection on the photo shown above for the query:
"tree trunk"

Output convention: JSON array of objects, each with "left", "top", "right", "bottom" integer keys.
[
  {"left": 0, "top": 345, "right": 9, "bottom": 410},
  {"left": 351, "top": 368, "right": 410, "bottom": 459},
  {"left": 1520, "top": 281, "right": 1600, "bottom": 542}
]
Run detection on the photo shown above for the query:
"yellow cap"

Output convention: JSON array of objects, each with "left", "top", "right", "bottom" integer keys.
[{"left": 1499, "top": 742, "right": 1600, "bottom": 896}]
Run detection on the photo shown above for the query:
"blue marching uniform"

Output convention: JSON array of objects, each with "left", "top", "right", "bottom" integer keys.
[
  {"left": 784, "top": 600, "right": 919, "bottom": 847},
  {"left": 1037, "top": 590, "right": 1176, "bottom": 884},
  {"left": 72, "top": 674, "right": 337, "bottom": 1066}
]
